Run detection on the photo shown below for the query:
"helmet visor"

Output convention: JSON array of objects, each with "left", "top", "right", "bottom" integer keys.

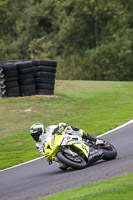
[{"left": 31, "top": 132, "right": 40, "bottom": 142}]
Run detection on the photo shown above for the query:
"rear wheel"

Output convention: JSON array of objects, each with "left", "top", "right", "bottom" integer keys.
[
  {"left": 102, "top": 143, "right": 117, "bottom": 160},
  {"left": 57, "top": 151, "right": 87, "bottom": 169}
]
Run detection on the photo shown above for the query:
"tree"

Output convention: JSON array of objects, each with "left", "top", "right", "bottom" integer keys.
[{"left": 0, "top": 0, "right": 133, "bottom": 81}]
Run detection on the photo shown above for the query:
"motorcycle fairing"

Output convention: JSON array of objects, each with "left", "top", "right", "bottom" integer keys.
[
  {"left": 45, "top": 131, "right": 89, "bottom": 161},
  {"left": 67, "top": 141, "right": 89, "bottom": 158}
]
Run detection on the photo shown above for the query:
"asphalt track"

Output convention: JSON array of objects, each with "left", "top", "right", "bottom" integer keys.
[{"left": 0, "top": 121, "right": 133, "bottom": 200}]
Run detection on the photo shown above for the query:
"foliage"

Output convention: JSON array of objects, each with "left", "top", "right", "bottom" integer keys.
[{"left": 0, "top": 0, "right": 133, "bottom": 80}]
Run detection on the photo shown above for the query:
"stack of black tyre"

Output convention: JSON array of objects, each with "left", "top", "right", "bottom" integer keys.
[
  {"left": 16, "top": 61, "right": 36, "bottom": 96},
  {"left": 2, "top": 63, "right": 20, "bottom": 97},
  {"left": 0, "top": 64, "right": 6, "bottom": 97},
  {"left": 36, "top": 60, "right": 57, "bottom": 95},
  {"left": 0, "top": 59, "right": 57, "bottom": 97},
  {"left": 32, "top": 60, "right": 38, "bottom": 82}
]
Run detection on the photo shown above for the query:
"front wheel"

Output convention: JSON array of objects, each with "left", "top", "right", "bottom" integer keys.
[
  {"left": 56, "top": 151, "right": 87, "bottom": 169},
  {"left": 102, "top": 143, "right": 117, "bottom": 160}
]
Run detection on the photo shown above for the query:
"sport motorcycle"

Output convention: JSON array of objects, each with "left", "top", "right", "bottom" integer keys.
[{"left": 44, "top": 129, "right": 117, "bottom": 169}]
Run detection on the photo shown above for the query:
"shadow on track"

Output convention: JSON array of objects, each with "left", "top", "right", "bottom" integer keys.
[{"left": 34, "top": 159, "right": 106, "bottom": 177}]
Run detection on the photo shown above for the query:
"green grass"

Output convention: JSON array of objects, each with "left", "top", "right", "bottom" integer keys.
[
  {"left": 37, "top": 173, "right": 133, "bottom": 200},
  {"left": 1, "top": 80, "right": 133, "bottom": 169}
]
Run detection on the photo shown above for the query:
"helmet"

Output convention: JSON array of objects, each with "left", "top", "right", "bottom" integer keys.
[{"left": 30, "top": 123, "right": 45, "bottom": 142}]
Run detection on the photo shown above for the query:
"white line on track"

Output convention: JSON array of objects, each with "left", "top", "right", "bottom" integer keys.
[
  {"left": 0, "top": 156, "right": 43, "bottom": 173},
  {"left": 97, "top": 119, "right": 133, "bottom": 138},
  {"left": 1, "top": 119, "right": 133, "bottom": 173}
]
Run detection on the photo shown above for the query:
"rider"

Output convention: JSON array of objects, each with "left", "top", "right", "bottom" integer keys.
[{"left": 30, "top": 122, "right": 104, "bottom": 170}]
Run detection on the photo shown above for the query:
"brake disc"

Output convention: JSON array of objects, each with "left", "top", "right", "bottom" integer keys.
[{"left": 65, "top": 153, "right": 82, "bottom": 163}]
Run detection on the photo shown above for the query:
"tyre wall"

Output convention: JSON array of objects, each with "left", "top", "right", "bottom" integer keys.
[
  {"left": 0, "top": 60, "right": 57, "bottom": 97},
  {"left": 0, "top": 62, "right": 6, "bottom": 98}
]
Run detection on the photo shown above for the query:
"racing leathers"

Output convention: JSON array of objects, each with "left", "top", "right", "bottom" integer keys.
[{"left": 35, "top": 122, "right": 104, "bottom": 169}]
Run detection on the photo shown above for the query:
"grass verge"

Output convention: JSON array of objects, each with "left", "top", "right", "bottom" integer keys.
[
  {"left": 37, "top": 173, "right": 133, "bottom": 200},
  {"left": 0, "top": 80, "right": 133, "bottom": 169}
]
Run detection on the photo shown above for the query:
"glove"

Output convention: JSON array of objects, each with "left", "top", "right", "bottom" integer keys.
[
  {"left": 38, "top": 147, "right": 45, "bottom": 155},
  {"left": 52, "top": 123, "right": 67, "bottom": 135},
  {"left": 96, "top": 139, "right": 104, "bottom": 145},
  {"left": 36, "top": 145, "right": 44, "bottom": 155},
  {"left": 42, "top": 139, "right": 48, "bottom": 147},
  {"left": 58, "top": 122, "right": 67, "bottom": 129}
]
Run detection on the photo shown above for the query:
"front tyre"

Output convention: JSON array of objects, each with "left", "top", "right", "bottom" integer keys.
[{"left": 57, "top": 151, "right": 87, "bottom": 169}]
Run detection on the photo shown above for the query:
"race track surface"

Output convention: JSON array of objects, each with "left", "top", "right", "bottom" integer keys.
[{"left": 0, "top": 122, "right": 133, "bottom": 200}]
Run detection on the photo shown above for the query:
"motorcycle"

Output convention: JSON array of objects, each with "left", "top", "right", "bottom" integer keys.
[{"left": 44, "top": 128, "right": 117, "bottom": 169}]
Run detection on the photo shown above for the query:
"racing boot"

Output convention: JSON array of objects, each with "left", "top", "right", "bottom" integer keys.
[
  {"left": 57, "top": 162, "right": 68, "bottom": 170},
  {"left": 54, "top": 157, "right": 68, "bottom": 170},
  {"left": 87, "top": 148, "right": 104, "bottom": 165},
  {"left": 82, "top": 131, "right": 97, "bottom": 142}
]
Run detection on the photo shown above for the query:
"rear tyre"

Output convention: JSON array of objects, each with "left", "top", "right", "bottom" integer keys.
[
  {"left": 102, "top": 143, "right": 117, "bottom": 160},
  {"left": 57, "top": 151, "right": 87, "bottom": 169}
]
